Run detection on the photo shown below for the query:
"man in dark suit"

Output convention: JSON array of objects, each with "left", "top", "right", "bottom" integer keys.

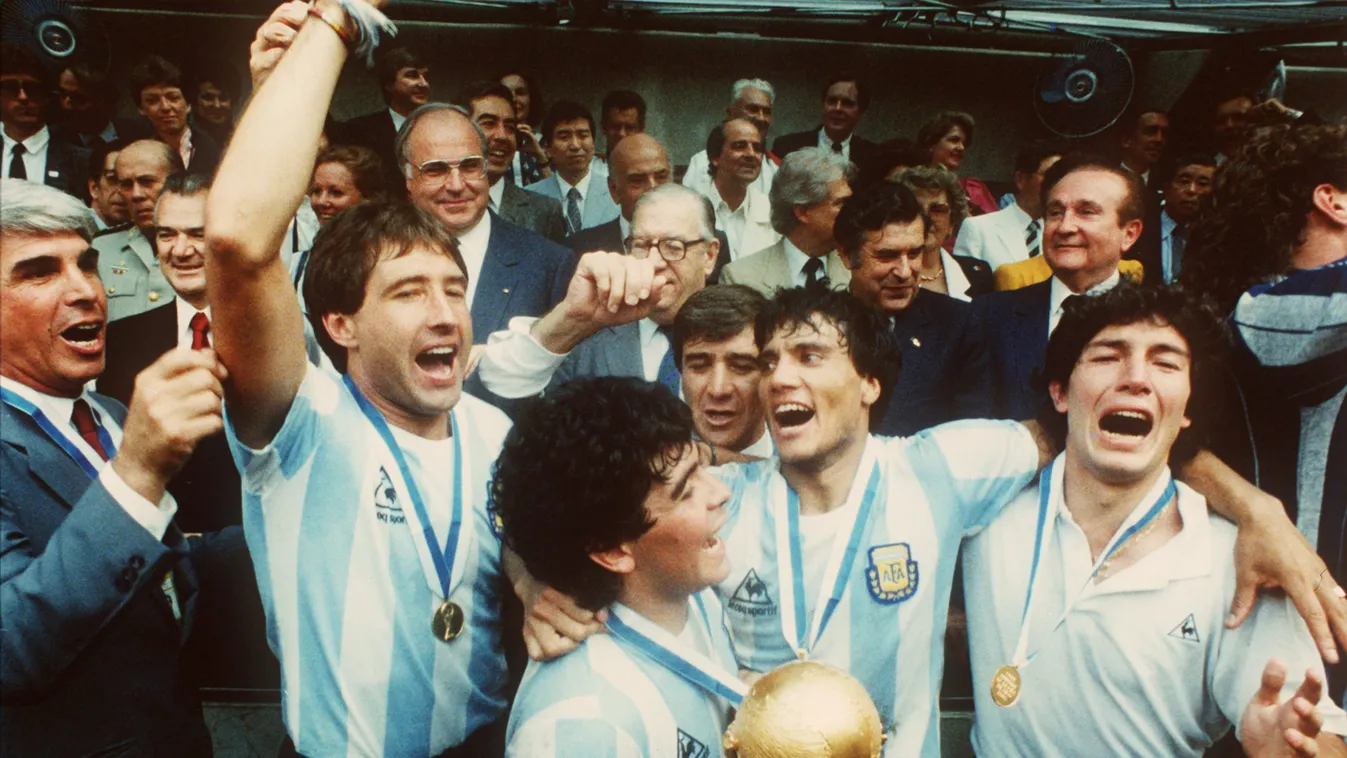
[
  {"left": 837, "top": 182, "right": 992, "bottom": 436},
  {"left": 340, "top": 46, "right": 429, "bottom": 193},
  {"left": 98, "top": 173, "right": 276, "bottom": 693},
  {"left": 772, "top": 74, "right": 880, "bottom": 183},
  {"left": 1128, "top": 152, "right": 1215, "bottom": 285},
  {"left": 565, "top": 133, "right": 732, "bottom": 280},
  {"left": 1, "top": 45, "right": 90, "bottom": 202},
  {"left": 975, "top": 155, "right": 1144, "bottom": 421},
  {"left": 128, "top": 55, "right": 221, "bottom": 177},
  {"left": 53, "top": 63, "right": 152, "bottom": 148},
  {"left": 459, "top": 80, "right": 567, "bottom": 242},
  {"left": 0, "top": 179, "right": 227, "bottom": 757},
  {"left": 399, "top": 103, "right": 575, "bottom": 343}
]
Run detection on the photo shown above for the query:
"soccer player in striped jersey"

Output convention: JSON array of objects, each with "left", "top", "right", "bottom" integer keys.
[
  {"left": 963, "top": 285, "right": 1346, "bottom": 756},
  {"left": 494, "top": 377, "right": 742, "bottom": 758},
  {"left": 205, "top": 4, "right": 600, "bottom": 755}
]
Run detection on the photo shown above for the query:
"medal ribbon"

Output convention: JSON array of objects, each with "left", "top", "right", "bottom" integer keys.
[
  {"left": 1, "top": 387, "right": 116, "bottom": 478},
  {"left": 606, "top": 596, "right": 748, "bottom": 705},
  {"left": 1008, "top": 455, "right": 1176, "bottom": 670},
  {"left": 775, "top": 443, "right": 882, "bottom": 659},
  {"left": 344, "top": 375, "right": 466, "bottom": 600}
]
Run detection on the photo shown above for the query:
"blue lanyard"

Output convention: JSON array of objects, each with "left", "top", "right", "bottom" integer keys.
[
  {"left": 1012, "top": 459, "right": 1176, "bottom": 667},
  {"left": 343, "top": 375, "right": 462, "bottom": 599},
  {"left": 1, "top": 387, "right": 116, "bottom": 478},
  {"left": 606, "top": 595, "right": 747, "bottom": 705},
  {"left": 781, "top": 461, "right": 882, "bottom": 655}
]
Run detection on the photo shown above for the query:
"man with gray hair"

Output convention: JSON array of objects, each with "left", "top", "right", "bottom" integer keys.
[
  {"left": 683, "top": 78, "right": 779, "bottom": 198},
  {"left": 719, "top": 147, "right": 855, "bottom": 295},
  {"left": 397, "top": 102, "right": 575, "bottom": 344},
  {"left": 477, "top": 182, "right": 721, "bottom": 400},
  {"left": 0, "top": 179, "right": 227, "bottom": 756},
  {"left": 93, "top": 138, "right": 183, "bottom": 321}
]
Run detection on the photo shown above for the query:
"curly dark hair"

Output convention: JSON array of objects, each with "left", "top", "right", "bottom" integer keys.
[
  {"left": 1037, "top": 283, "right": 1229, "bottom": 466},
  {"left": 755, "top": 286, "right": 903, "bottom": 424},
  {"left": 833, "top": 181, "right": 928, "bottom": 267},
  {"left": 490, "top": 378, "right": 695, "bottom": 612},
  {"left": 1179, "top": 123, "right": 1347, "bottom": 314}
]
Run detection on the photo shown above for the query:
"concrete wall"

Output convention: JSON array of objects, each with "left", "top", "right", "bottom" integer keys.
[{"left": 93, "top": 9, "right": 1344, "bottom": 185}]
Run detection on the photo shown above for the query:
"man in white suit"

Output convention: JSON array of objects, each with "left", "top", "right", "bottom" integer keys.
[
  {"left": 526, "top": 101, "right": 619, "bottom": 234},
  {"left": 953, "top": 140, "right": 1062, "bottom": 272},
  {"left": 719, "top": 147, "right": 854, "bottom": 295}
]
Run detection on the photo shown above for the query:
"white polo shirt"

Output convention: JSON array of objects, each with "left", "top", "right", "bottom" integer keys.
[{"left": 963, "top": 463, "right": 1347, "bottom": 757}]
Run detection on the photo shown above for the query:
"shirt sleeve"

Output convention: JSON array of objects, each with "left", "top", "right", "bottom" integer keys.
[
  {"left": 477, "top": 317, "right": 569, "bottom": 399},
  {"left": 223, "top": 363, "right": 332, "bottom": 497},
  {"left": 507, "top": 711, "right": 642, "bottom": 758},
  {"left": 895, "top": 420, "right": 1040, "bottom": 534},
  {"left": 97, "top": 465, "right": 178, "bottom": 540}
]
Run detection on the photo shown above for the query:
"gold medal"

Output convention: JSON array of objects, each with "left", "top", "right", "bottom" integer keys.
[
  {"left": 432, "top": 600, "right": 464, "bottom": 643},
  {"left": 990, "top": 664, "right": 1021, "bottom": 707}
]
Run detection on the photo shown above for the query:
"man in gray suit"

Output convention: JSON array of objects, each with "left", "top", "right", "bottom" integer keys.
[
  {"left": 93, "top": 139, "right": 183, "bottom": 322},
  {"left": 1, "top": 179, "right": 226, "bottom": 756},
  {"left": 526, "top": 101, "right": 620, "bottom": 234},
  {"left": 720, "top": 147, "right": 855, "bottom": 295},
  {"left": 477, "top": 183, "right": 719, "bottom": 398},
  {"left": 459, "top": 81, "right": 567, "bottom": 243}
]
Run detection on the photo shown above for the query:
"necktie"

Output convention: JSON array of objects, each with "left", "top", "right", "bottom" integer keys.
[
  {"left": 1025, "top": 219, "right": 1041, "bottom": 258},
  {"left": 189, "top": 312, "right": 211, "bottom": 350},
  {"left": 1170, "top": 225, "right": 1188, "bottom": 282},
  {"left": 655, "top": 325, "right": 681, "bottom": 397},
  {"left": 566, "top": 187, "right": 583, "bottom": 234},
  {"left": 830, "top": 141, "right": 843, "bottom": 155},
  {"left": 8, "top": 143, "right": 27, "bottom": 180},
  {"left": 802, "top": 257, "right": 826, "bottom": 288},
  {"left": 71, "top": 399, "right": 111, "bottom": 462}
]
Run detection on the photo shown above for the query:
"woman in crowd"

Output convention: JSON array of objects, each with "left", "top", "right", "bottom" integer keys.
[
  {"left": 916, "top": 110, "right": 999, "bottom": 217},
  {"left": 500, "top": 70, "right": 552, "bottom": 185},
  {"left": 893, "top": 165, "right": 994, "bottom": 300}
]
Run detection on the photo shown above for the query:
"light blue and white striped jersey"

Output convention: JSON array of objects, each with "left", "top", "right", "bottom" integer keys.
[
  {"left": 714, "top": 422, "right": 1039, "bottom": 758},
  {"left": 225, "top": 366, "right": 511, "bottom": 757},
  {"left": 506, "top": 591, "right": 737, "bottom": 758}
]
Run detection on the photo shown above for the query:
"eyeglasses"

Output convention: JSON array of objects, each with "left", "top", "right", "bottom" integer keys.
[
  {"left": 624, "top": 236, "right": 709, "bottom": 262},
  {"left": 924, "top": 202, "right": 951, "bottom": 215},
  {"left": 0, "top": 80, "right": 52, "bottom": 101},
  {"left": 413, "top": 156, "right": 487, "bottom": 183}
]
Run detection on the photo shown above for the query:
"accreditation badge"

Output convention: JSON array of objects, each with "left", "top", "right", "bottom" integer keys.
[{"left": 866, "top": 542, "right": 919, "bottom": 604}]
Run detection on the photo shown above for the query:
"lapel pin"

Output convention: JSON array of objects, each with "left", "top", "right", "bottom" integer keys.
[
  {"left": 911, "top": 337, "right": 921, "bottom": 347},
  {"left": 502, "top": 287, "right": 510, "bottom": 294}
]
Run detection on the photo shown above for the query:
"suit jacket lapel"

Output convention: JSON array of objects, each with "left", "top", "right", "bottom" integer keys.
[
  {"left": 471, "top": 214, "right": 520, "bottom": 338},
  {"left": 1, "top": 406, "right": 96, "bottom": 511}
]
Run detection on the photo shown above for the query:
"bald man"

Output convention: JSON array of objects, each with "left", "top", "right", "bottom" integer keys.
[
  {"left": 93, "top": 139, "right": 184, "bottom": 321},
  {"left": 565, "top": 133, "right": 731, "bottom": 279}
]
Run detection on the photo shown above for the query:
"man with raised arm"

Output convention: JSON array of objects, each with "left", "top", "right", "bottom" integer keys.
[
  {"left": 964, "top": 285, "right": 1346, "bottom": 757},
  {"left": 207, "top": 4, "right": 603, "bottom": 755}
]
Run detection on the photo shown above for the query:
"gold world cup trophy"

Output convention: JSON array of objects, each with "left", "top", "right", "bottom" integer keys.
[{"left": 723, "top": 661, "right": 884, "bottom": 758}]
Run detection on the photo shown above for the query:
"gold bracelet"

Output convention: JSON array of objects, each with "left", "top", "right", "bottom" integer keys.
[{"left": 307, "top": 1, "right": 355, "bottom": 49}]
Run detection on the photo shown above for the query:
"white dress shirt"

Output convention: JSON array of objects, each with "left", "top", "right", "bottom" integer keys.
[
  {"left": 705, "top": 182, "right": 780, "bottom": 261},
  {"left": 174, "top": 298, "right": 211, "bottom": 352},
  {"left": 782, "top": 237, "right": 830, "bottom": 288},
  {"left": 682, "top": 149, "right": 777, "bottom": 199},
  {"left": 818, "top": 128, "right": 852, "bottom": 162},
  {"left": 939, "top": 249, "right": 974, "bottom": 302},
  {"left": 739, "top": 427, "right": 775, "bottom": 458},
  {"left": 0, "top": 376, "right": 178, "bottom": 538},
  {"left": 388, "top": 108, "right": 407, "bottom": 133},
  {"left": 1048, "top": 269, "right": 1121, "bottom": 336},
  {"left": 2, "top": 125, "right": 50, "bottom": 181},
  {"left": 487, "top": 177, "right": 505, "bottom": 212},
  {"left": 556, "top": 168, "right": 595, "bottom": 210},
  {"left": 175, "top": 127, "right": 195, "bottom": 172},
  {"left": 1158, "top": 210, "right": 1182, "bottom": 285},
  {"left": 456, "top": 212, "right": 492, "bottom": 309},
  {"left": 636, "top": 317, "right": 672, "bottom": 383}
]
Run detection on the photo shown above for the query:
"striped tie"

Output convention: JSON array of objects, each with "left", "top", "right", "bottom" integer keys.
[
  {"left": 1025, "top": 219, "right": 1041, "bottom": 258},
  {"left": 566, "top": 187, "right": 583, "bottom": 234}
]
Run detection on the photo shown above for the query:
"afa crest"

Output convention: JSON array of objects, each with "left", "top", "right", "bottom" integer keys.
[
  {"left": 866, "top": 543, "right": 918, "bottom": 604},
  {"left": 485, "top": 480, "right": 504, "bottom": 540}
]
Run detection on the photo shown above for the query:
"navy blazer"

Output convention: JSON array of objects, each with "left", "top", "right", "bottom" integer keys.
[
  {"left": 874, "top": 291, "right": 993, "bottom": 437},
  {"left": 974, "top": 279, "right": 1053, "bottom": 421},
  {"left": 562, "top": 218, "right": 735, "bottom": 284},
  {"left": 772, "top": 127, "right": 881, "bottom": 183},
  {"left": 0, "top": 395, "right": 214, "bottom": 757},
  {"left": 41, "top": 138, "right": 91, "bottom": 203}
]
